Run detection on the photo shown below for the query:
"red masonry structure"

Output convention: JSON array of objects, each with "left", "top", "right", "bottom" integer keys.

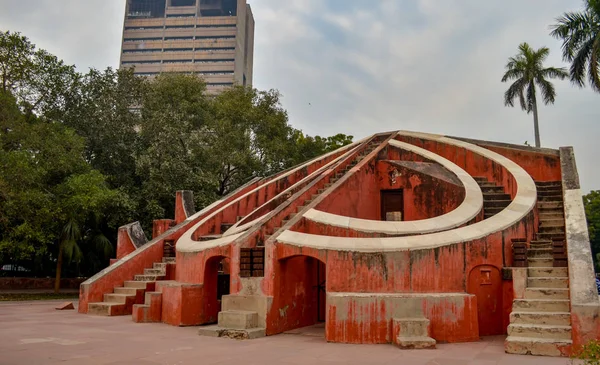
[{"left": 79, "top": 131, "right": 599, "bottom": 356}]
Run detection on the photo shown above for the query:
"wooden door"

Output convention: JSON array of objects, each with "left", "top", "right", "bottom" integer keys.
[
  {"left": 381, "top": 190, "right": 404, "bottom": 221},
  {"left": 467, "top": 265, "right": 503, "bottom": 336}
]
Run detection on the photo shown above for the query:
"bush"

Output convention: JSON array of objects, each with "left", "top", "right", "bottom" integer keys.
[{"left": 572, "top": 340, "right": 600, "bottom": 365}]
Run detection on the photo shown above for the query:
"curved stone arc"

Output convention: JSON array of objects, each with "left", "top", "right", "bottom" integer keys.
[
  {"left": 302, "top": 139, "right": 484, "bottom": 235},
  {"left": 176, "top": 138, "right": 366, "bottom": 253},
  {"left": 177, "top": 232, "right": 245, "bottom": 253},
  {"left": 276, "top": 131, "right": 537, "bottom": 252},
  {"left": 222, "top": 217, "right": 262, "bottom": 237}
]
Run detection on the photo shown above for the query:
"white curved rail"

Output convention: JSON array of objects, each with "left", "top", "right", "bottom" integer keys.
[
  {"left": 303, "top": 139, "right": 483, "bottom": 235},
  {"left": 276, "top": 131, "right": 537, "bottom": 252}
]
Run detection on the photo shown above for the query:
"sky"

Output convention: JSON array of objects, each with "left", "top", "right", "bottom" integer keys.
[{"left": 0, "top": 0, "right": 598, "bottom": 192}]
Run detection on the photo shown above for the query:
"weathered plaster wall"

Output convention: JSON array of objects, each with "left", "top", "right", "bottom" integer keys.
[
  {"left": 560, "top": 147, "right": 600, "bottom": 347},
  {"left": 376, "top": 161, "right": 464, "bottom": 221},
  {"left": 266, "top": 256, "right": 324, "bottom": 335},
  {"left": 326, "top": 293, "right": 479, "bottom": 344}
]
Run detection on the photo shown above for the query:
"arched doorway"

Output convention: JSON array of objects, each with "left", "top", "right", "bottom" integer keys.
[
  {"left": 277, "top": 255, "right": 327, "bottom": 335},
  {"left": 467, "top": 265, "right": 503, "bottom": 336},
  {"left": 203, "top": 255, "right": 230, "bottom": 324}
]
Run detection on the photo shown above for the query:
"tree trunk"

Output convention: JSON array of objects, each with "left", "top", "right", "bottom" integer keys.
[
  {"left": 532, "top": 99, "right": 541, "bottom": 148},
  {"left": 54, "top": 243, "right": 64, "bottom": 294}
]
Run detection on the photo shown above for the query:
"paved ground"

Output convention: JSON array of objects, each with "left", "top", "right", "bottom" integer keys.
[{"left": 0, "top": 300, "right": 576, "bottom": 365}]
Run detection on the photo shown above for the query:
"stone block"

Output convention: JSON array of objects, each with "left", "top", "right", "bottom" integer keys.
[
  {"left": 198, "top": 325, "right": 266, "bottom": 340},
  {"left": 55, "top": 302, "right": 74, "bottom": 310},
  {"left": 218, "top": 310, "right": 258, "bottom": 329},
  {"left": 396, "top": 336, "right": 437, "bottom": 349},
  {"left": 221, "top": 295, "right": 272, "bottom": 328}
]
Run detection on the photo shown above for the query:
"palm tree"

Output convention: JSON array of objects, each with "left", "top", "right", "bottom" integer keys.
[
  {"left": 501, "top": 43, "right": 568, "bottom": 148},
  {"left": 550, "top": 0, "right": 600, "bottom": 93},
  {"left": 54, "top": 214, "right": 113, "bottom": 293}
]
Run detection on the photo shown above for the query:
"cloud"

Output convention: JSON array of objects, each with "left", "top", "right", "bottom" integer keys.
[{"left": 0, "top": 0, "right": 597, "bottom": 192}]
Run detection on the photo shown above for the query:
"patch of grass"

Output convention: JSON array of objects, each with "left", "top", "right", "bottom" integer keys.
[{"left": 0, "top": 293, "right": 78, "bottom": 302}]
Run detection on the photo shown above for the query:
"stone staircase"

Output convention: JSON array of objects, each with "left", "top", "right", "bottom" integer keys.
[
  {"left": 264, "top": 140, "right": 380, "bottom": 242},
  {"left": 198, "top": 309, "right": 265, "bottom": 340},
  {"left": 505, "top": 181, "right": 572, "bottom": 357},
  {"left": 393, "top": 317, "right": 436, "bottom": 349},
  {"left": 473, "top": 177, "right": 512, "bottom": 219},
  {"left": 87, "top": 257, "right": 175, "bottom": 316},
  {"left": 206, "top": 141, "right": 380, "bottom": 340}
]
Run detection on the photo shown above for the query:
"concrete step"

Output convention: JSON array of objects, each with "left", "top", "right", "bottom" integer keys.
[
  {"left": 538, "top": 189, "right": 562, "bottom": 196},
  {"left": 505, "top": 336, "right": 572, "bottom": 357},
  {"left": 153, "top": 262, "right": 168, "bottom": 270},
  {"left": 480, "top": 186, "right": 504, "bottom": 193},
  {"left": 528, "top": 248, "right": 553, "bottom": 258},
  {"left": 485, "top": 206, "right": 505, "bottom": 214},
  {"left": 162, "top": 257, "right": 176, "bottom": 264},
  {"left": 483, "top": 200, "right": 511, "bottom": 208},
  {"left": 527, "top": 277, "right": 569, "bottom": 288},
  {"left": 538, "top": 227, "right": 565, "bottom": 234},
  {"left": 507, "top": 323, "right": 571, "bottom": 340},
  {"left": 113, "top": 287, "right": 139, "bottom": 296},
  {"left": 538, "top": 201, "right": 563, "bottom": 210},
  {"left": 535, "top": 181, "right": 562, "bottom": 187},
  {"left": 539, "top": 212, "right": 564, "bottom": 220},
  {"left": 528, "top": 258, "right": 554, "bottom": 267},
  {"left": 124, "top": 280, "right": 155, "bottom": 289},
  {"left": 513, "top": 299, "right": 570, "bottom": 312},
  {"left": 103, "top": 293, "right": 135, "bottom": 303},
  {"left": 88, "top": 302, "right": 128, "bottom": 316},
  {"left": 134, "top": 274, "right": 165, "bottom": 282},
  {"left": 536, "top": 232, "right": 565, "bottom": 241},
  {"left": 395, "top": 336, "right": 437, "bottom": 349},
  {"left": 509, "top": 311, "right": 571, "bottom": 326},
  {"left": 538, "top": 195, "right": 563, "bottom": 202},
  {"left": 529, "top": 243, "right": 552, "bottom": 250},
  {"left": 144, "top": 268, "right": 166, "bottom": 276},
  {"left": 524, "top": 288, "right": 569, "bottom": 300},
  {"left": 483, "top": 192, "right": 511, "bottom": 200},
  {"left": 218, "top": 310, "right": 258, "bottom": 330},
  {"left": 539, "top": 219, "right": 565, "bottom": 228},
  {"left": 527, "top": 267, "right": 568, "bottom": 278}
]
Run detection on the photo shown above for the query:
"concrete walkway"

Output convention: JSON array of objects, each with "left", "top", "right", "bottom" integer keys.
[{"left": 0, "top": 300, "right": 575, "bottom": 365}]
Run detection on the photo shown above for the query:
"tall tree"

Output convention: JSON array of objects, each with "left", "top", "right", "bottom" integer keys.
[
  {"left": 0, "top": 30, "right": 79, "bottom": 120},
  {"left": 136, "top": 73, "right": 216, "bottom": 221},
  {"left": 501, "top": 43, "right": 568, "bottom": 148},
  {"left": 550, "top": 0, "right": 600, "bottom": 93},
  {"left": 584, "top": 190, "right": 600, "bottom": 272},
  {"left": 0, "top": 90, "right": 117, "bottom": 290}
]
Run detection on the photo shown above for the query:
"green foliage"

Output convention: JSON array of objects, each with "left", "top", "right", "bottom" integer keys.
[
  {"left": 502, "top": 43, "right": 568, "bottom": 112},
  {"left": 572, "top": 339, "right": 600, "bottom": 365},
  {"left": 550, "top": 0, "right": 600, "bottom": 93},
  {"left": 501, "top": 42, "right": 568, "bottom": 147},
  {"left": 584, "top": 190, "right": 600, "bottom": 271},
  {"left": 0, "top": 30, "right": 79, "bottom": 119},
  {"left": 0, "top": 30, "right": 354, "bottom": 282}
]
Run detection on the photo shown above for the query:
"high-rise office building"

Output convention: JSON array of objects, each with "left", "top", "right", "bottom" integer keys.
[{"left": 120, "top": 0, "right": 254, "bottom": 93}]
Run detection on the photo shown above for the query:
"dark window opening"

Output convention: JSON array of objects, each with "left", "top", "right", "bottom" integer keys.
[
  {"left": 171, "top": 0, "right": 195, "bottom": 6},
  {"left": 164, "top": 36, "right": 194, "bottom": 40},
  {"left": 239, "top": 248, "right": 264, "bottom": 277},
  {"left": 128, "top": 0, "right": 166, "bottom": 18},
  {"left": 199, "top": 0, "right": 237, "bottom": 17}
]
